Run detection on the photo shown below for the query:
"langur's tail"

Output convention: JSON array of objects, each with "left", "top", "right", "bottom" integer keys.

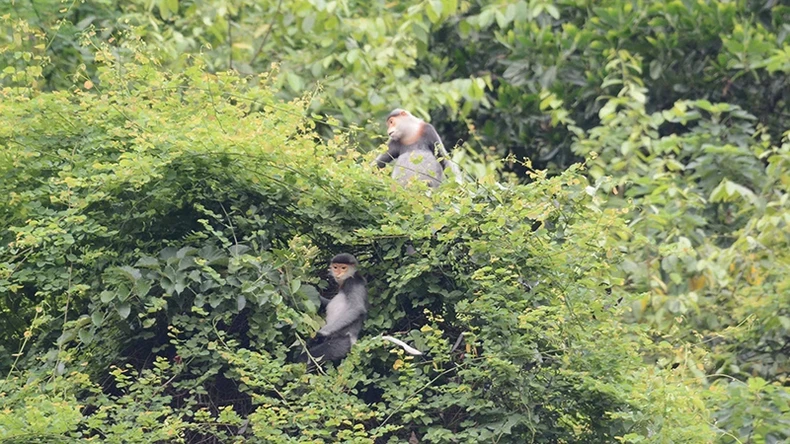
[{"left": 381, "top": 335, "right": 423, "bottom": 356}]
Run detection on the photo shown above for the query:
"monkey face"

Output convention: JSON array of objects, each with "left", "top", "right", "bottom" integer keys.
[
  {"left": 330, "top": 263, "right": 354, "bottom": 283},
  {"left": 330, "top": 263, "right": 349, "bottom": 276},
  {"left": 386, "top": 116, "right": 400, "bottom": 140},
  {"left": 386, "top": 110, "right": 420, "bottom": 144}
]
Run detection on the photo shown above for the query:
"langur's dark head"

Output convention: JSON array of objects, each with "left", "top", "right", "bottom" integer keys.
[
  {"left": 386, "top": 108, "right": 421, "bottom": 143},
  {"left": 329, "top": 253, "right": 358, "bottom": 285}
]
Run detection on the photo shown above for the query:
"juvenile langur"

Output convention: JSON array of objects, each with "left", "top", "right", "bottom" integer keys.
[
  {"left": 299, "top": 253, "right": 424, "bottom": 368},
  {"left": 375, "top": 109, "right": 462, "bottom": 187},
  {"left": 300, "top": 253, "right": 369, "bottom": 368}
]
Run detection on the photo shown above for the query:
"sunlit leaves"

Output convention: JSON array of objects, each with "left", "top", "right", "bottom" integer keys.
[
  {"left": 709, "top": 178, "right": 758, "bottom": 204},
  {"left": 155, "top": 0, "right": 180, "bottom": 20},
  {"left": 568, "top": 25, "right": 790, "bottom": 441}
]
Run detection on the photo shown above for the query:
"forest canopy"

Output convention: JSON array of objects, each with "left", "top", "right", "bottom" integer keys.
[{"left": 1, "top": 1, "right": 789, "bottom": 443}]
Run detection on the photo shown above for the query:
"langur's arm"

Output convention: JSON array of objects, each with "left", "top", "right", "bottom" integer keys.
[
  {"left": 374, "top": 144, "right": 401, "bottom": 168},
  {"left": 424, "top": 124, "right": 463, "bottom": 183},
  {"left": 317, "top": 280, "right": 368, "bottom": 337},
  {"left": 319, "top": 295, "right": 331, "bottom": 308}
]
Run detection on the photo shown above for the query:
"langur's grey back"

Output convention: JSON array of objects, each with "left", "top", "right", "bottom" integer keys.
[{"left": 392, "top": 149, "right": 444, "bottom": 187}]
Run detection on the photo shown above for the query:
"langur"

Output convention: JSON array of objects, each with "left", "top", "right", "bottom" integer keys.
[
  {"left": 375, "top": 109, "right": 462, "bottom": 187},
  {"left": 299, "top": 253, "right": 423, "bottom": 369},
  {"left": 300, "top": 253, "right": 369, "bottom": 368}
]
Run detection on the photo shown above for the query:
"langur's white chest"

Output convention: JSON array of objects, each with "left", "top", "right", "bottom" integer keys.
[{"left": 325, "top": 291, "right": 348, "bottom": 324}]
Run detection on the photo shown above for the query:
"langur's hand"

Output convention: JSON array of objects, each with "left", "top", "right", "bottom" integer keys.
[{"left": 312, "top": 332, "right": 328, "bottom": 344}]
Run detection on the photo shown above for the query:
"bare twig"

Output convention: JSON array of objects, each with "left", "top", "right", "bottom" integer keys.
[
  {"left": 250, "top": 0, "right": 284, "bottom": 66},
  {"left": 228, "top": 12, "right": 233, "bottom": 70}
]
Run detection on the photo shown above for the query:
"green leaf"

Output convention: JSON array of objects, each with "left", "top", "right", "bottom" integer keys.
[
  {"left": 442, "top": 0, "right": 458, "bottom": 14},
  {"left": 165, "top": 0, "right": 178, "bottom": 15},
  {"left": 118, "top": 265, "right": 142, "bottom": 281},
  {"left": 176, "top": 246, "right": 196, "bottom": 259},
  {"left": 56, "top": 330, "right": 76, "bottom": 346},
  {"left": 199, "top": 245, "right": 228, "bottom": 265},
  {"left": 302, "top": 13, "right": 316, "bottom": 33},
  {"left": 78, "top": 328, "right": 94, "bottom": 345},
  {"left": 545, "top": 4, "right": 560, "bottom": 19},
  {"left": 286, "top": 72, "right": 304, "bottom": 92},
  {"left": 411, "top": 20, "right": 430, "bottom": 43},
  {"left": 136, "top": 256, "right": 160, "bottom": 268},
  {"left": 478, "top": 8, "right": 495, "bottom": 28},
  {"left": 91, "top": 311, "right": 104, "bottom": 327},
  {"left": 160, "top": 248, "right": 178, "bottom": 261},
  {"left": 100, "top": 290, "right": 115, "bottom": 303},
  {"left": 598, "top": 99, "right": 618, "bottom": 119},
  {"left": 649, "top": 60, "right": 662, "bottom": 79},
  {"left": 133, "top": 279, "right": 152, "bottom": 297},
  {"left": 495, "top": 10, "right": 508, "bottom": 28},
  {"left": 290, "top": 278, "right": 301, "bottom": 294},
  {"left": 695, "top": 99, "right": 713, "bottom": 111},
  {"left": 228, "top": 245, "right": 250, "bottom": 257},
  {"left": 157, "top": 0, "right": 177, "bottom": 20},
  {"left": 298, "top": 284, "right": 322, "bottom": 311},
  {"left": 117, "top": 303, "right": 131, "bottom": 319},
  {"left": 710, "top": 179, "right": 757, "bottom": 204},
  {"left": 426, "top": 0, "right": 443, "bottom": 23},
  {"left": 620, "top": 140, "right": 633, "bottom": 156},
  {"left": 629, "top": 88, "right": 646, "bottom": 104}
]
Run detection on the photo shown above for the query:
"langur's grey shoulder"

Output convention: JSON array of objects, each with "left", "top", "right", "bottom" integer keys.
[
  {"left": 348, "top": 274, "right": 369, "bottom": 303},
  {"left": 348, "top": 273, "right": 370, "bottom": 313},
  {"left": 422, "top": 122, "right": 443, "bottom": 145}
]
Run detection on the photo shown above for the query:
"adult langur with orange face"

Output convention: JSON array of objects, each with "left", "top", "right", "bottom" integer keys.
[{"left": 375, "top": 109, "right": 462, "bottom": 187}]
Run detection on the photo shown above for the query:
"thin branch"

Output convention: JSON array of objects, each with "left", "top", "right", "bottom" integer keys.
[
  {"left": 379, "top": 357, "right": 485, "bottom": 427},
  {"left": 250, "top": 0, "right": 284, "bottom": 66},
  {"left": 227, "top": 12, "right": 233, "bottom": 70}
]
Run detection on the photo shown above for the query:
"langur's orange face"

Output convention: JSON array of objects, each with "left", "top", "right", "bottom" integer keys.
[
  {"left": 387, "top": 116, "right": 398, "bottom": 139},
  {"left": 386, "top": 111, "right": 420, "bottom": 144},
  {"left": 330, "top": 263, "right": 351, "bottom": 281}
]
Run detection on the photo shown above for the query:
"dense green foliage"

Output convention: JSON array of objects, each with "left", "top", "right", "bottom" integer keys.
[
  {"left": 1, "top": 0, "right": 789, "bottom": 442},
  {"left": 0, "top": 39, "right": 709, "bottom": 442},
  {"left": 4, "top": 1, "right": 789, "bottom": 170}
]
